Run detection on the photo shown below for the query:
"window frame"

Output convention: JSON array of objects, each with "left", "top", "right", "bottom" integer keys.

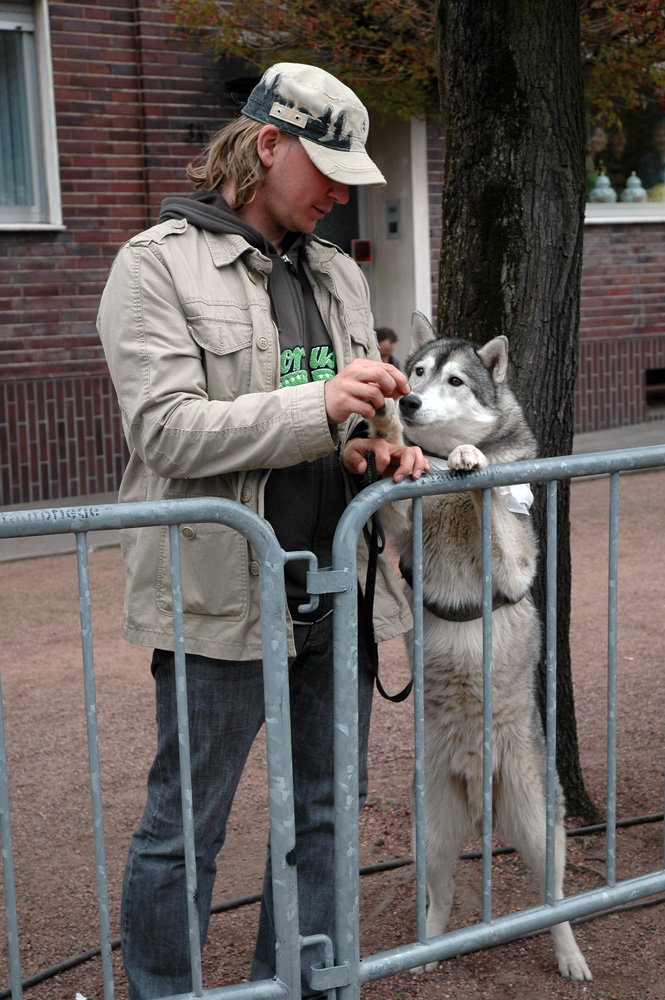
[{"left": 0, "top": 0, "right": 63, "bottom": 231}]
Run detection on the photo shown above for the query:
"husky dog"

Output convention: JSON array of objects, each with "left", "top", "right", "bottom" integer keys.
[{"left": 370, "top": 313, "right": 591, "bottom": 982}]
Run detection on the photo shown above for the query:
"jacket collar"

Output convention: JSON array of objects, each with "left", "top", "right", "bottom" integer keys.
[{"left": 204, "top": 230, "right": 338, "bottom": 275}]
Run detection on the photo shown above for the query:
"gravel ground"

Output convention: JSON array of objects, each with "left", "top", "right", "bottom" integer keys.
[{"left": 0, "top": 470, "right": 664, "bottom": 999}]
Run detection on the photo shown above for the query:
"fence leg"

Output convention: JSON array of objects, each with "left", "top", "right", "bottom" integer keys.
[
  {"left": 0, "top": 666, "right": 23, "bottom": 1000},
  {"left": 333, "top": 575, "right": 361, "bottom": 1000},
  {"left": 168, "top": 525, "right": 203, "bottom": 996},
  {"left": 75, "top": 532, "right": 115, "bottom": 1000},
  {"left": 259, "top": 551, "right": 302, "bottom": 999}
]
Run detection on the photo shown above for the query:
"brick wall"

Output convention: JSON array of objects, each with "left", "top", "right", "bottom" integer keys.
[
  {"left": 0, "top": 0, "right": 236, "bottom": 505},
  {"left": 577, "top": 223, "right": 665, "bottom": 432},
  {"left": 1, "top": 375, "right": 124, "bottom": 505}
]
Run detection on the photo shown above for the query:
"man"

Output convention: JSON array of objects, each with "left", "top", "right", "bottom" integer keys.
[
  {"left": 97, "top": 62, "right": 428, "bottom": 999},
  {"left": 376, "top": 326, "right": 400, "bottom": 368},
  {"left": 638, "top": 117, "right": 665, "bottom": 195}
]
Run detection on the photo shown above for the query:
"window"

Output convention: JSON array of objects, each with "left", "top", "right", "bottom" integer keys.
[
  {"left": 0, "top": 0, "right": 62, "bottom": 228},
  {"left": 645, "top": 368, "right": 665, "bottom": 410},
  {"left": 585, "top": 101, "right": 665, "bottom": 224}
]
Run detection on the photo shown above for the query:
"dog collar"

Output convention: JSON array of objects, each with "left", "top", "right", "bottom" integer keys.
[{"left": 398, "top": 558, "right": 530, "bottom": 622}]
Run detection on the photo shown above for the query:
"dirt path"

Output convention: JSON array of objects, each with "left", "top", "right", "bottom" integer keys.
[{"left": 0, "top": 470, "right": 664, "bottom": 999}]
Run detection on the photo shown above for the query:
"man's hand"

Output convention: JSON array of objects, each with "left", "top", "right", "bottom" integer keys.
[
  {"left": 324, "top": 358, "right": 411, "bottom": 424},
  {"left": 343, "top": 438, "right": 430, "bottom": 484}
]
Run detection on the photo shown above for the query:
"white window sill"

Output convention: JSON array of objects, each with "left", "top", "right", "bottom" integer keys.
[
  {"left": 585, "top": 203, "right": 665, "bottom": 224},
  {"left": 0, "top": 223, "right": 66, "bottom": 232}
]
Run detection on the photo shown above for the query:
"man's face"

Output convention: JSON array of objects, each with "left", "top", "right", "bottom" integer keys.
[{"left": 254, "top": 128, "right": 349, "bottom": 244}]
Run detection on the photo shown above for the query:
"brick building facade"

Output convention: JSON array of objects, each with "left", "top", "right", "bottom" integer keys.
[
  {"left": 1, "top": 1, "right": 664, "bottom": 506},
  {"left": 577, "top": 222, "right": 665, "bottom": 432},
  {"left": 1, "top": 0, "right": 233, "bottom": 505}
]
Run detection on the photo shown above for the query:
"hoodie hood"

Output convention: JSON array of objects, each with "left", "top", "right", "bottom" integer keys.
[{"left": 158, "top": 191, "right": 311, "bottom": 257}]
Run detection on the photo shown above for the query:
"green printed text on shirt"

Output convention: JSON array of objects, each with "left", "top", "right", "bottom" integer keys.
[{"left": 280, "top": 345, "right": 336, "bottom": 388}]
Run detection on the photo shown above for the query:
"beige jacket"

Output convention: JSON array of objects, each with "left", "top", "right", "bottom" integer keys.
[{"left": 97, "top": 218, "right": 412, "bottom": 660}]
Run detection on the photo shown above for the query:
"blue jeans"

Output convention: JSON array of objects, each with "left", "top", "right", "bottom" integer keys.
[{"left": 120, "top": 617, "right": 375, "bottom": 999}]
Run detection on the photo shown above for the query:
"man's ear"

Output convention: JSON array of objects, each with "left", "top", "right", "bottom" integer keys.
[{"left": 256, "top": 125, "right": 282, "bottom": 168}]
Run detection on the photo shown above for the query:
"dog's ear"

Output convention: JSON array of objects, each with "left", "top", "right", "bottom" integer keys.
[
  {"left": 478, "top": 336, "right": 509, "bottom": 384},
  {"left": 410, "top": 311, "right": 436, "bottom": 352}
]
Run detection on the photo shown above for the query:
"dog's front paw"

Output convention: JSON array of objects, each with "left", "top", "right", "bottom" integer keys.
[
  {"left": 368, "top": 400, "right": 403, "bottom": 443},
  {"left": 448, "top": 444, "right": 488, "bottom": 472}
]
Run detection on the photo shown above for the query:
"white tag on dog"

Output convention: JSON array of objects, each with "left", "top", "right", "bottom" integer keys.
[{"left": 497, "top": 483, "right": 534, "bottom": 515}]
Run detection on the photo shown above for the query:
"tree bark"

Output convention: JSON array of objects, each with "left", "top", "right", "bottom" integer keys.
[{"left": 436, "top": 0, "right": 599, "bottom": 820}]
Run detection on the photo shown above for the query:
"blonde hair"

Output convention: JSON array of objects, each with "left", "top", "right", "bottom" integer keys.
[{"left": 187, "top": 115, "right": 266, "bottom": 209}]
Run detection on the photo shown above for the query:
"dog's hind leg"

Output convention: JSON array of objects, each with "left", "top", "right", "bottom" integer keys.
[
  {"left": 494, "top": 763, "right": 592, "bottom": 982},
  {"left": 413, "top": 769, "right": 470, "bottom": 974}
]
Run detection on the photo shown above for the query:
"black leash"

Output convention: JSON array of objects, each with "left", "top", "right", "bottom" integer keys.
[{"left": 361, "top": 453, "right": 413, "bottom": 703}]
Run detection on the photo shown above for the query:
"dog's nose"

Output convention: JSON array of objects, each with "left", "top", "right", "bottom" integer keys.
[{"left": 399, "top": 393, "right": 422, "bottom": 414}]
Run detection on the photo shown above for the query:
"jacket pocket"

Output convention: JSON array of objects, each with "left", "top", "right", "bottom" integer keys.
[
  {"left": 185, "top": 305, "right": 261, "bottom": 399},
  {"left": 348, "top": 321, "right": 374, "bottom": 358},
  {"left": 155, "top": 520, "right": 248, "bottom": 620},
  {"left": 185, "top": 304, "right": 254, "bottom": 356}
]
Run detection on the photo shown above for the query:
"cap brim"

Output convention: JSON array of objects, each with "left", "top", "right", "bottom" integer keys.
[{"left": 299, "top": 136, "right": 386, "bottom": 187}]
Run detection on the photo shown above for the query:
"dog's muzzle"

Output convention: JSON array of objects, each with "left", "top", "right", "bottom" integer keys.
[{"left": 399, "top": 393, "right": 422, "bottom": 419}]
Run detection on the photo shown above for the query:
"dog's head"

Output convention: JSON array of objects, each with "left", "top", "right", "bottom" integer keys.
[{"left": 398, "top": 312, "right": 509, "bottom": 456}]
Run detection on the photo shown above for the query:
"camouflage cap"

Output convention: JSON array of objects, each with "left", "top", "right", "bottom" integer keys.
[{"left": 242, "top": 62, "right": 386, "bottom": 187}]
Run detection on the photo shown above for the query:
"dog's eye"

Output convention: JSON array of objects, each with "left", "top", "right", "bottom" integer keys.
[
  {"left": 449, "top": 376, "right": 463, "bottom": 386},
  {"left": 414, "top": 366, "right": 425, "bottom": 377}
]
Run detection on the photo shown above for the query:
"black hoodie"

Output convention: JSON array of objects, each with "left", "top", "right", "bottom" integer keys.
[{"left": 158, "top": 193, "right": 348, "bottom": 622}]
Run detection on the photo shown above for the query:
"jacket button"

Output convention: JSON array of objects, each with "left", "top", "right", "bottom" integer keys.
[
  {"left": 249, "top": 561, "right": 260, "bottom": 576},
  {"left": 257, "top": 337, "right": 269, "bottom": 350},
  {"left": 240, "top": 487, "right": 252, "bottom": 503},
  {"left": 181, "top": 525, "right": 196, "bottom": 540}
]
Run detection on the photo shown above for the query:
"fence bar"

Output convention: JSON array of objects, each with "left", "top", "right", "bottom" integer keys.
[
  {"left": 159, "top": 980, "right": 289, "bottom": 1000},
  {"left": 411, "top": 497, "right": 427, "bottom": 944},
  {"left": 332, "top": 559, "right": 361, "bottom": 1000},
  {"left": 332, "top": 446, "right": 665, "bottom": 991},
  {"left": 257, "top": 544, "right": 302, "bottom": 997},
  {"left": 545, "top": 481, "right": 558, "bottom": 906},
  {"left": 358, "top": 868, "right": 665, "bottom": 983},
  {"left": 481, "top": 488, "right": 493, "bottom": 925},
  {"left": 1, "top": 498, "right": 298, "bottom": 1000},
  {"left": 606, "top": 473, "right": 620, "bottom": 889},
  {"left": 0, "top": 668, "right": 22, "bottom": 1000},
  {"left": 2, "top": 448, "right": 664, "bottom": 546},
  {"left": 168, "top": 524, "right": 204, "bottom": 996},
  {"left": 74, "top": 532, "right": 115, "bottom": 1000}
]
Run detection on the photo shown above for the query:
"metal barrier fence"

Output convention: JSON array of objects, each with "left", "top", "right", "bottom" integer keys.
[{"left": 1, "top": 444, "right": 664, "bottom": 1000}]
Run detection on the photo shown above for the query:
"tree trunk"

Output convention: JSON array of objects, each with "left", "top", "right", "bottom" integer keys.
[{"left": 436, "top": 0, "right": 599, "bottom": 820}]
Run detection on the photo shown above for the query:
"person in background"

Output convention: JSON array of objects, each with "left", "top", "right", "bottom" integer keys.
[
  {"left": 376, "top": 326, "right": 400, "bottom": 368},
  {"left": 638, "top": 118, "right": 665, "bottom": 197},
  {"left": 97, "top": 62, "right": 428, "bottom": 1000},
  {"left": 585, "top": 125, "right": 607, "bottom": 201}
]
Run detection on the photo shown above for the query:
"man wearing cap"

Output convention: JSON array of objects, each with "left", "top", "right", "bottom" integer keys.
[{"left": 98, "top": 62, "right": 428, "bottom": 999}]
